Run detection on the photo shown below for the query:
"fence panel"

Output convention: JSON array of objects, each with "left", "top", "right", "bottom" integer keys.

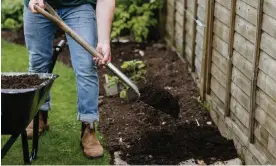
[{"left": 164, "top": 0, "right": 276, "bottom": 164}]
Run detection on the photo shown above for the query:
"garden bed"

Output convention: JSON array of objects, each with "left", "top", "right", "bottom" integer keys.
[
  {"left": 2, "top": 31, "right": 238, "bottom": 165},
  {"left": 97, "top": 43, "right": 238, "bottom": 165},
  {"left": 56, "top": 41, "right": 238, "bottom": 164}
]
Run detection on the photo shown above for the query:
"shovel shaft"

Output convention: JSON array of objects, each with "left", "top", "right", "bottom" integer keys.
[
  {"left": 34, "top": 4, "right": 104, "bottom": 60},
  {"left": 34, "top": 3, "right": 140, "bottom": 97}
]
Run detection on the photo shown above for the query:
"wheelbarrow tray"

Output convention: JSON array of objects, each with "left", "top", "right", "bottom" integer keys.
[{"left": 1, "top": 72, "right": 58, "bottom": 135}]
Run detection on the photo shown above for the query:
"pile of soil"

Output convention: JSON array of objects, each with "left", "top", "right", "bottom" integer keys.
[
  {"left": 1, "top": 75, "right": 47, "bottom": 89},
  {"left": 2, "top": 30, "right": 238, "bottom": 164}
]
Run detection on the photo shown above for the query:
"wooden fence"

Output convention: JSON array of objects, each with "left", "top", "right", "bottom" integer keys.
[{"left": 164, "top": 0, "right": 276, "bottom": 164}]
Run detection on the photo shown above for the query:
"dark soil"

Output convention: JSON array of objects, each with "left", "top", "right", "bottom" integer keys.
[
  {"left": 140, "top": 84, "right": 180, "bottom": 118},
  {"left": 2, "top": 30, "right": 238, "bottom": 164},
  {"left": 96, "top": 42, "right": 238, "bottom": 165},
  {"left": 1, "top": 29, "right": 25, "bottom": 45},
  {"left": 1, "top": 75, "right": 47, "bottom": 89},
  {"left": 123, "top": 123, "right": 237, "bottom": 165}
]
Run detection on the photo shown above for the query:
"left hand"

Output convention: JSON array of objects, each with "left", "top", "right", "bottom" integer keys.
[{"left": 94, "top": 43, "right": 111, "bottom": 68}]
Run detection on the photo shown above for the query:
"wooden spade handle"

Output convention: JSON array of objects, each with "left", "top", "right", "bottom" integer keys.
[
  {"left": 34, "top": 3, "right": 141, "bottom": 96},
  {"left": 34, "top": 3, "right": 104, "bottom": 60}
]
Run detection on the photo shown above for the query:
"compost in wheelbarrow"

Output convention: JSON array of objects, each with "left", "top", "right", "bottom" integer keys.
[{"left": 1, "top": 72, "right": 58, "bottom": 135}]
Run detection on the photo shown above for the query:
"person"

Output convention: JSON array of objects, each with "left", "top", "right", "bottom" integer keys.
[{"left": 23, "top": 0, "right": 115, "bottom": 158}]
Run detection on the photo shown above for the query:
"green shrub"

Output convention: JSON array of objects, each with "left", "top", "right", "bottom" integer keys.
[
  {"left": 1, "top": 0, "right": 24, "bottom": 30},
  {"left": 112, "top": 0, "right": 163, "bottom": 42}
]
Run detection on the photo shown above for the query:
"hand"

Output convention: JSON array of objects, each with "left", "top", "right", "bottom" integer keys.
[
  {"left": 29, "top": 0, "right": 45, "bottom": 13},
  {"left": 94, "top": 43, "right": 111, "bottom": 68}
]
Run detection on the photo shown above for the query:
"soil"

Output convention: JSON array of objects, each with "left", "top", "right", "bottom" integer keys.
[
  {"left": 2, "top": 30, "right": 238, "bottom": 164},
  {"left": 97, "top": 43, "right": 238, "bottom": 165},
  {"left": 140, "top": 84, "right": 180, "bottom": 118},
  {"left": 1, "top": 29, "right": 25, "bottom": 45},
  {"left": 1, "top": 75, "right": 47, "bottom": 89}
]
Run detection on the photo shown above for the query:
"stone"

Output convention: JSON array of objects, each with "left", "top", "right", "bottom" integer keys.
[
  {"left": 207, "top": 121, "right": 212, "bottom": 125},
  {"left": 114, "top": 151, "right": 129, "bottom": 165},
  {"left": 152, "top": 43, "right": 166, "bottom": 50},
  {"left": 224, "top": 158, "right": 242, "bottom": 165},
  {"left": 139, "top": 50, "right": 145, "bottom": 57},
  {"left": 179, "top": 158, "right": 197, "bottom": 165}
]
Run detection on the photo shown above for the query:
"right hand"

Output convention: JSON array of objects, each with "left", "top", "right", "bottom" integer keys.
[{"left": 29, "top": 0, "right": 45, "bottom": 13}]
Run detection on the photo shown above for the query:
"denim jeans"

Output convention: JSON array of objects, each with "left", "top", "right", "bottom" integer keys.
[{"left": 24, "top": 4, "right": 99, "bottom": 123}]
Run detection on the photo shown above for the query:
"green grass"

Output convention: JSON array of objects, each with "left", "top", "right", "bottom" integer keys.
[{"left": 1, "top": 40, "right": 110, "bottom": 165}]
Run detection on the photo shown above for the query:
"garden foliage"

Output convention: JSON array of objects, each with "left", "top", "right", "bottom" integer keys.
[
  {"left": 121, "top": 60, "right": 146, "bottom": 83},
  {"left": 2, "top": 0, "right": 163, "bottom": 42},
  {"left": 111, "top": 0, "right": 163, "bottom": 42},
  {"left": 119, "top": 60, "right": 147, "bottom": 99},
  {"left": 2, "top": 0, "right": 24, "bottom": 30},
  {"left": 105, "top": 60, "right": 147, "bottom": 99}
]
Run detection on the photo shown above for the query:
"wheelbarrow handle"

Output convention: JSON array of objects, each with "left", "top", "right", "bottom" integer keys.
[
  {"left": 34, "top": 3, "right": 104, "bottom": 60},
  {"left": 34, "top": 3, "right": 141, "bottom": 97}
]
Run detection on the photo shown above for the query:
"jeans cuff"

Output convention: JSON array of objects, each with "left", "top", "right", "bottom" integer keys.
[
  {"left": 77, "top": 113, "right": 99, "bottom": 123},
  {"left": 40, "top": 101, "right": 50, "bottom": 111}
]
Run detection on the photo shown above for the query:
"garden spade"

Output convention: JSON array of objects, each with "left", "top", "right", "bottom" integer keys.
[{"left": 34, "top": 3, "right": 180, "bottom": 118}]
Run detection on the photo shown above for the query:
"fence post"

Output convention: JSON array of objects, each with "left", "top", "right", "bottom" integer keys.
[
  {"left": 191, "top": 0, "right": 198, "bottom": 72},
  {"left": 249, "top": 0, "right": 264, "bottom": 143},
  {"left": 224, "top": 0, "right": 237, "bottom": 116},
  {"left": 199, "top": 0, "right": 211, "bottom": 100},
  {"left": 205, "top": 0, "right": 215, "bottom": 94}
]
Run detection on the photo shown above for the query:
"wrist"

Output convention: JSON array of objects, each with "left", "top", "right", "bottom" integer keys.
[{"left": 97, "top": 38, "right": 111, "bottom": 44}]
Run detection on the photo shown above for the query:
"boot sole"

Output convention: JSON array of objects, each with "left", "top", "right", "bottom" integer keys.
[{"left": 80, "top": 142, "right": 104, "bottom": 159}]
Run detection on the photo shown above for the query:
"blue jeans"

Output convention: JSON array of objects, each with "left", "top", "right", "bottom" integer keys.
[{"left": 24, "top": 4, "right": 99, "bottom": 123}]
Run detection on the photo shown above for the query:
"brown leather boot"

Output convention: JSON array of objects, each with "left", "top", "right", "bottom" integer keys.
[
  {"left": 80, "top": 123, "right": 104, "bottom": 159},
  {"left": 26, "top": 111, "right": 49, "bottom": 139}
]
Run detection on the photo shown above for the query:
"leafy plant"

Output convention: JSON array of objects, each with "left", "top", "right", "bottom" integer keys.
[
  {"left": 104, "top": 60, "right": 147, "bottom": 100},
  {"left": 121, "top": 60, "right": 147, "bottom": 83},
  {"left": 105, "top": 74, "right": 120, "bottom": 88},
  {"left": 112, "top": 0, "right": 163, "bottom": 42},
  {"left": 118, "top": 60, "right": 147, "bottom": 100},
  {"left": 2, "top": 0, "right": 24, "bottom": 30},
  {"left": 119, "top": 89, "right": 127, "bottom": 99},
  {"left": 192, "top": 96, "right": 211, "bottom": 111}
]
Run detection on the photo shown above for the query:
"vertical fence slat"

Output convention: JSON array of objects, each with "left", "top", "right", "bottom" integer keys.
[
  {"left": 200, "top": 0, "right": 211, "bottom": 99},
  {"left": 165, "top": 0, "right": 175, "bottom": 47},
  {"left": 249, "top": 0, "right": 264, "bottom": 143},
  {"left": 205, "top": 0, "right": 215, "bottom": 94},
  {"left": 191, "top": 0, "right": 198, "bottom": 72},
  {"left": 173, "top": 0, "right": 176, "bottom": 47},
  {"left": 182, "top": 0, "right": 187, "bottom": 59},
  {"left": 158, "top": 0, "right": 167, "bottom": 39},
  {"left": 225, "top": 0, "right": 237, "bottom": 116}
]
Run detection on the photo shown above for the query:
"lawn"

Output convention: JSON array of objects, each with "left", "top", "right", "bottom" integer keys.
[{"left": 1, "top": 40, "right": 110, "bottom": 165}]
